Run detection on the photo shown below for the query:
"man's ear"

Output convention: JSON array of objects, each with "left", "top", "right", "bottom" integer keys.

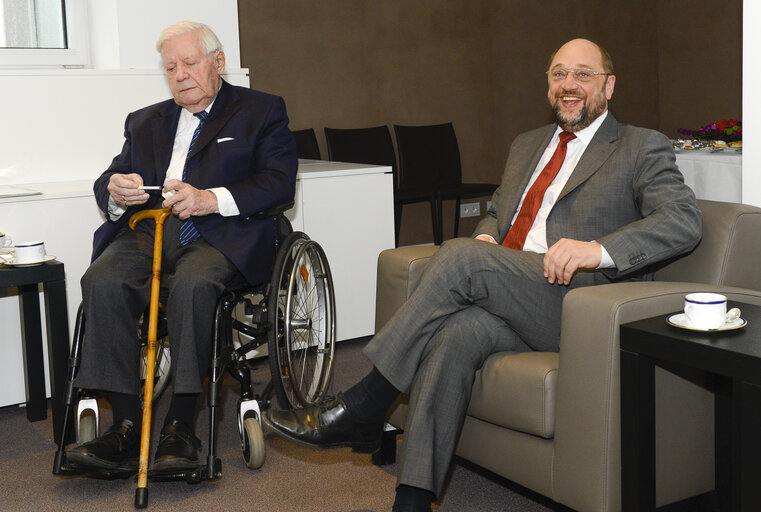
[
  {"left": 215, "top": 50, "right": 226, "bottom": 74},
  {"left": 605, "top": 75, "right": 615, "bottom": 100}
]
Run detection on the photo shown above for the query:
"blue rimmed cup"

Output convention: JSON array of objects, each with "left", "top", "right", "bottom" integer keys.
[
  {"left": 14, "top": 241, "right": 46, "bottom": 264},
  {"left": 684, "top": 292, "right": 727, "bottom": 329}
]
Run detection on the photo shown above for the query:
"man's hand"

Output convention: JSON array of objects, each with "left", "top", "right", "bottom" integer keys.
[
  {"left": 543, "top": 238, "right": 602, "bottom": 285},
  {"left": 162, "top": 179, "right": 219, "bottom": 220},
  {"left": 475, "top": 234, "right": 497, "bottom": 244},
  {"left": 108, "top": 173, "right": 149, "bottom": 208}
]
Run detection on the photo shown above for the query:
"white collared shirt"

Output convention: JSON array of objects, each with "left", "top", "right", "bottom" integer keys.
[{"left": 163, "top": 101, "right": 239, "bottom": 216}]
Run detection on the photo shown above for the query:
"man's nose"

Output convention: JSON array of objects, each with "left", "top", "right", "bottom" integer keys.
[
  {"left": 561, "top": 72, "right": 580, "bottom": 88},
  {"left": 175, "top": 64, "right": 188, "bottom": 80}
]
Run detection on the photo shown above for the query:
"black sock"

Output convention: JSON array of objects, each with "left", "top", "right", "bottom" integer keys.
[
  {"left": 392, "top": 485, "right": 435, "bottom": 512},
  {"left": 164, "top": 393, "right": 199, "bottom": 430},
  {"left": 108, "top": 392, "right": 141, "bottom": 430},
  {"left": 342, "top": 367, "right": 400, "bottom": 423}
]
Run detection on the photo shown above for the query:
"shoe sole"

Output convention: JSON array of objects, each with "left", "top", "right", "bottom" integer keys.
[
  {"left": 65, "top": 451, "right": 138, "bottom": 472},
  {"left": 261, "top": 414, "right": 381, "bottom": 453}
]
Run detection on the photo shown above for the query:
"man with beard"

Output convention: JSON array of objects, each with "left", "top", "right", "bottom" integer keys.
[{"left": 264, "top": 38, "right": 701, "bottom": 512}]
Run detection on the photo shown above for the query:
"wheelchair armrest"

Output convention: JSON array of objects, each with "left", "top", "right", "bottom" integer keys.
[{"left": 253, "top": 201, "right": 295, "bottom": 220}]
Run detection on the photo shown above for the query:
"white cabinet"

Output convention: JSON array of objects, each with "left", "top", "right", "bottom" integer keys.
[{"left": 0, "top": 161, "right": 394, "bottom": 407}]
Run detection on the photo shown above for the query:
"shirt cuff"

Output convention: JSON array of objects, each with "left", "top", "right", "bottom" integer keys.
[
  {"left": 210, "top": 187, "right": 240, "bottom": 217},
  {"left": 598, "top": 244, "right": 615, "bottom": 269},
  {"left": 107, "top": 196, "right": 126, "bottom": 221}
]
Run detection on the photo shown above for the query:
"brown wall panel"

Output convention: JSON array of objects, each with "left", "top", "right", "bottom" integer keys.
[{"left": 238, "top": 0, "right": 741, "bottom": 246}]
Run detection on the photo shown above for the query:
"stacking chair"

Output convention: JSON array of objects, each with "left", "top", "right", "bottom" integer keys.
[
  {"left": 325, "top": 125, "right": 433, "bottom": 247},
  {"left": 394, "top": 123, "right": 498, "bottom": 244},
  {"left": 292, "top": 128, "right": 322, "bottom": 160}
]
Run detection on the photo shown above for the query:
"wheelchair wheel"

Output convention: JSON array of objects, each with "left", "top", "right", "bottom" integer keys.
[
  {"left": 242, "top": 416, "right": 265, "bottom": 469},
  {"left": 268, "top": 232, "right": 336, "bottom": 409},
  {"left": 138, "top": 310, "right": 171, "bottom": 403}
]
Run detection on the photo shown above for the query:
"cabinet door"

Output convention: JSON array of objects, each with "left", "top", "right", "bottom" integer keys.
[{"left": 299, "top": 172, "right": 395, "bottom": 341}]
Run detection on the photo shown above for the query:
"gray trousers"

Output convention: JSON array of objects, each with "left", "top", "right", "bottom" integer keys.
[
  {"left": 364, "top": 238, "right": 579, "bottom": 495},
  {"left": 76, "top": 215, "right": 246, "bottom": 395}
]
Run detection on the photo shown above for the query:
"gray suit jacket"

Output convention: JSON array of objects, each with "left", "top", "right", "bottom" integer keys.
[{"left": 474, "top": 112, "right": 702, "bottom": 286}]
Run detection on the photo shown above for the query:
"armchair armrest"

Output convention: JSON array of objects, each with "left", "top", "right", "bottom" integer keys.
[
  {"left": 552, "top": 281, "right": 761, "bottom": 511},
  {"left": 375, "top": 245, "right": 438, "bottom": 331}
]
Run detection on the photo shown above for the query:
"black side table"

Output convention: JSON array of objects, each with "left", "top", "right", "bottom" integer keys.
[
  {"left": 0, "top": 260, "right": 70, "bottom": 444},
  {"left": 621, "top": 302, "right": 761, "bottom": 511}
]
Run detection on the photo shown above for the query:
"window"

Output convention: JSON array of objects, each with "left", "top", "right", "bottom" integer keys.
[{"left": 0, "top": 0, "right": 87, "bottom": 67}]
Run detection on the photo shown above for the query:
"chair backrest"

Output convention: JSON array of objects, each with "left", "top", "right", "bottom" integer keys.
[
  {"left": 654, "top": 199, "right": 761, "bottom": 292},
  {"left": 292, "top": 128, "right": 321, "bottom": 160},
  {"left": 393, "top": 122, "right": 462, "bottom": 192},
  {"left": 324, "top": 125, "right": 396, "bottom": 171}
]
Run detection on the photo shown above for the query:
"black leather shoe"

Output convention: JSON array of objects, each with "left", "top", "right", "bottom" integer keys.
[
  {"left": 151, "top": 419, "right": 201, "bottom": 472},
  {"left": 66, "top": 419, "right": 138, "bottom": 471},
  {"left": 264, "top": 392, "right": 383, "bottom": 453}
]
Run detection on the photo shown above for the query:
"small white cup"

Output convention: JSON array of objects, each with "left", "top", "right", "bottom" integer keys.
[
  {"left": 0, "top": 232, "right": 11, "bottom": 249},
  {"left": 684, "top": 293, "right": 727, "bottom": 329},
  {"left": 14, "top": 241, "right": 46, "bottom": 264}
]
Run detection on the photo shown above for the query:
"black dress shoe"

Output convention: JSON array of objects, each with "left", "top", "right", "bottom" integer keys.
[
  {"left": 66, "top": 419, "right": 138, "bottom": 471},
  {"left": 151, "top": 419, "right": 201, "bottom": 471},
  {"left": 264, "top": 392, "right": 383, "bottom": 453}
]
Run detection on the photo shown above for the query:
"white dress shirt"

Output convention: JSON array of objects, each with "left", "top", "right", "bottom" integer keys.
[{"left": 481, "top": 110, "right": 614, "bottom": 268}]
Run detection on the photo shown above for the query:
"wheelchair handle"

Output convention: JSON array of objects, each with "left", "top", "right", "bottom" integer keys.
[{"left": 253, "top": 200, "right": 294, "bottom": 219}]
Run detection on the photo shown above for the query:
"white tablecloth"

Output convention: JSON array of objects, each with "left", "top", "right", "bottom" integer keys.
[{"left": 675, "top": 149, "right": 742, "bottom": 203}]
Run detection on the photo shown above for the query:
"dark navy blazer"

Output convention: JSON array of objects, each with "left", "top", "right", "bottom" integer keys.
[{"left": 91, "top": 80, "right": 298, "bottom": 285}]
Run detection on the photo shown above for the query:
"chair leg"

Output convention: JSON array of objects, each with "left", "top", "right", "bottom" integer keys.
[
  {"left": 394, "top": 204, "right": 402, "bottom": 247},
  {"left": 453, "top": 197, "right": 461, "bottom": 239},
  {"left": 431, "top": 195, "right": 443, "bottom": 245}
]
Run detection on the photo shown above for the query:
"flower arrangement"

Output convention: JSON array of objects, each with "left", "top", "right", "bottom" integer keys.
[{"left": 678, "top": 119, "right": 742, "bottom": 142}]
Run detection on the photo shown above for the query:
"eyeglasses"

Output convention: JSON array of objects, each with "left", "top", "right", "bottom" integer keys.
[{"left": 546, "top": 67, "right": 612, "bottom": 83}]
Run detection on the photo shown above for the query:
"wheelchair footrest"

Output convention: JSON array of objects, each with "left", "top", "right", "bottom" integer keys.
[
  {"left": 148, "top": 458, "right": 222, "bottom": 484},
  {"left": 54, "top": 462, "right": 137, "bottom": 480}
]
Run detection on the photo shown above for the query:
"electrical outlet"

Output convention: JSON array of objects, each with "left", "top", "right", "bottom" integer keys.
[{"left": 460, "top": 202, "right": 481, "bottom": 218}]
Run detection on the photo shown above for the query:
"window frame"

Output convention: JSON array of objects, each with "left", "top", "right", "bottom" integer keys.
[{"left": 0, "top": 0, "right": 88, "bottom": 68}]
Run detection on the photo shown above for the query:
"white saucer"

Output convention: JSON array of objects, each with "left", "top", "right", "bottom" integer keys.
[
  {"left": 0, "top": 254, "right": 56, "bottom": 266},
  {"left": 667, "top": 313, "right": 747, "bottom": 332}
]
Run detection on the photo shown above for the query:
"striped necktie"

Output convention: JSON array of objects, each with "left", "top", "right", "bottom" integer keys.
[
  {"left": 502, "top": 131, "right": 576, "bottom": 250},
  {"left": 179, "top": 110, "right": 208, "bottom": 245}
]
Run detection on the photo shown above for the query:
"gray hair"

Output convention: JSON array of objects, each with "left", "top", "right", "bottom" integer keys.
[{"left": 155, "top": 21, "right": 222, "bottom": 55}]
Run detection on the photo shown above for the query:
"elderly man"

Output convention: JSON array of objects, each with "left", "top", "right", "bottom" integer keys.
[
  {"left": 67, "top": 21, "right": 297, "bottom": 473},
  {"left": 265, "top": 38, "right": 701, "bottom": 512}
]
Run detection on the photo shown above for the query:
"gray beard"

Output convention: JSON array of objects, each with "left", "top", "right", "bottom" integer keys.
[{"left": 553, "top": 94, "right": 607, "bottom": 133}]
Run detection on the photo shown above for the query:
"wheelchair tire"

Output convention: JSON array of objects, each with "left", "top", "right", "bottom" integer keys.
[
  {"left": 139, "top": 336, "right": 171, "bottom": 404},
  {"left": 242, "top": 416, "right": 265, "bottom": 469},
  {"left": 267, "top": 232, "right": 336, "bottom": 409}
]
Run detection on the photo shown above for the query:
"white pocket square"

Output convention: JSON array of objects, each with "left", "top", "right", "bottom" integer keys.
[{"left": 217, "top": 137, "right": 235, "bottom": 143}]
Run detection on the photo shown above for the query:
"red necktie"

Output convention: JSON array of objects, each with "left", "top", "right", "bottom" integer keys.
[{"left": 502, "top": 131, "right": 576, "bottom": 250}]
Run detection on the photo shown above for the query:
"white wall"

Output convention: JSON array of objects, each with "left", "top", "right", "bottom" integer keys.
[
  {"left": 743, "top": 0, "right": 760, "bottom": 206},
  {"left": 0, "top": 0, "right": 246, "bottom": 187},
  {"left": 0, "top": 0, "right": 246, "bottom": 408}
]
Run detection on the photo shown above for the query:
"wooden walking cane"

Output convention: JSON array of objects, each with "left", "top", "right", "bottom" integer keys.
[{"left": 129, "top": 207, "right": 172, "bottom": 509}]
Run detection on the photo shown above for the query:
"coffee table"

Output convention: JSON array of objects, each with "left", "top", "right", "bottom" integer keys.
[
  {"left": 0, "top": 260, "right": 70, "bottom": 444},
  {"left": 620, "top": 301, "right": 761, "bottom": 511}
]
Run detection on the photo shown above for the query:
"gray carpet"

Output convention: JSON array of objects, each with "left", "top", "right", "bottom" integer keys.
[{"left": 0, "top": 338, "right": 566, "bottom": 511}]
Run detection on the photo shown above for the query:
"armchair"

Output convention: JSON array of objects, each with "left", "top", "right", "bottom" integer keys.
[{"left": 375, "top": 199, "right": 761, "bottom": 511}]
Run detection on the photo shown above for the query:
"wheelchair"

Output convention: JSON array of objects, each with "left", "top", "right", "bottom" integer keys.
[{"left": 53, "top": 201, "right": 336, "bottom": 486}]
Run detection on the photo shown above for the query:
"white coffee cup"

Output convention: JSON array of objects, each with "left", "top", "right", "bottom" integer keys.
[
  {"left": 684, "top": 292, "right": 727, "bottom": 330},
  {"left": 14, "top": 241, "right": 46, "bottom": 264},
  {"left": 0, "top": 232, "right": 11, "bottom": 249}
]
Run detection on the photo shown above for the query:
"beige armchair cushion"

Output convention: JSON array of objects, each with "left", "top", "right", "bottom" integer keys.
[{"left": 468, "top": 351, "right": 558, "bottom": 438}]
